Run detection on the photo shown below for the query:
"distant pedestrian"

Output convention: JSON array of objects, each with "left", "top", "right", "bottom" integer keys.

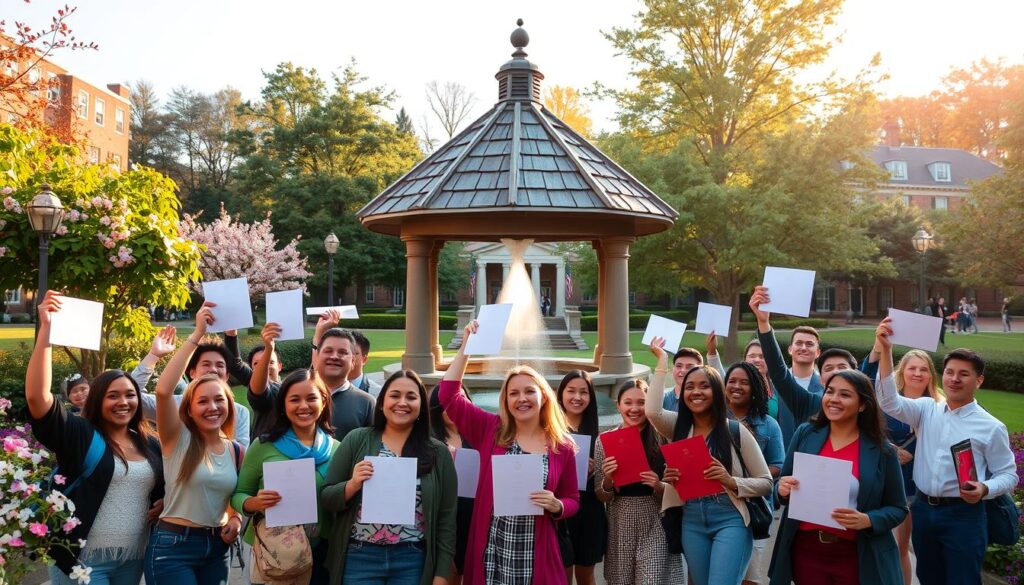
[
  {"left": 1002, "top": 297, "right": 1013, "bottom": 332},
  {"left": 968, "top": 299, "right": 979, "bottom": 333}
]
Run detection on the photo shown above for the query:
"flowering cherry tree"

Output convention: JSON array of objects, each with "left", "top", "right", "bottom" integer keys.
[{"left": 180, "top": 204, "right": 312, "bottom": 301}]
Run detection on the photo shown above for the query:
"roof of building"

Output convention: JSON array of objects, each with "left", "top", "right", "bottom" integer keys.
[
  {"left": 358, "top": 21, "right": 676, "bottom": 240},
  {"left": 870, "top": 145, "right": 1002, "bottom": 189}
]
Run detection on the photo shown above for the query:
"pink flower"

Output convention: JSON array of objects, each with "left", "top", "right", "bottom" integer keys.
[
  {"left": 63, "top": 518, "right": 81, "bottom": 532},
  {"left": 68, "top": 209, "right": 81, "bottom": 221},
  {"left": 0, "top": 246, "right": 7, "bottom": 257},
  {"left": 29, "top": 522, "right": 48, "bottom": 537},
  {"left": 55, "top": 225, "right": 68, "bottom": 236},
  {"left": 99, "top": 216, "right": 111, "bottom": 226},
  {"left": 8, "top": 537, "right": 24, "bottom": 548},
  {"left": 1, "top": 186, "right": 12, "bottom": 195},
  {"left": 103, "top": 238, "right": 115, "bottom": 249},
  {"left": 53, "top": 474, "right": 66, "bottom": 485}
]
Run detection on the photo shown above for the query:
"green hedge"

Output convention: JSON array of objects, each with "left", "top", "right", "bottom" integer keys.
[
  {"left": 302, "top": 314, "right": 457, "bottom": 330},
  {"left": 581, "top": 314, "right": 823, "bottom": 333}
]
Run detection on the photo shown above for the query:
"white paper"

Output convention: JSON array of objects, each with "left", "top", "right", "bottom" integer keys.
[
  {"left": 201, "top": 277, "right": 254, "bottom": 333},
  {"left": 361, "top": 456, "right": 417, "bottom": 525},
  {"left": 492, "top": 454, "right": 544, "bottom": 516},
  {"left": 760, "top": 267, "right": 816, "bottom": 318},
  {"left": 305, "top": 306, "right": 359, "bottom": 319},
  {"left": 570, "top": 434, "right": 592, "bottom": 489},
  {"left": 641, "top": 314, "right": 688, "bottom": 353},
  {"left": 694, "top": 302, "right": 733, "bottom": 337},
  {"left": 465, "top": 303, "right": 513, "bottom": 356},
  {"left": 265, "top": 289, "right": 305, "bottom": 341},
  {"left": 789, "top": 452, "right": 854, "bottom": 530},
  {"left": 887, "top": 308, "right": 943, "bottom": 353},
  {"left": 454, "top": 448, "right": 481, "bottom": 498},
  {"left": 49, "top": 297, "right": 104, "bottom": 351},
  {"left": 263, "top": 458, "right": 318, "bottom": 528}
]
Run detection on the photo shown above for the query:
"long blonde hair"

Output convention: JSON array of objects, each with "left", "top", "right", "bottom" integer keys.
[
  {"left": 177, "top": 374, "right": 237, "bottom": 485},
  {"left": 496, "top": 366, "right": 572, "bottom": 454},
  {"left": 896, "top": 350, "right": 944, "bottom": 402}
]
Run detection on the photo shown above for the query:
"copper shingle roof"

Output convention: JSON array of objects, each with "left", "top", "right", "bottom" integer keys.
[{"left": 358, "top": 21, "right": 677, "bottom": 238}]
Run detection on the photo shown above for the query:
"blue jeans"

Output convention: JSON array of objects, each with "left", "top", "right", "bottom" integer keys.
[
  {"left": 911, "top": 498, "right": 986, "bottom": 585},
  {"left": 342, "top": 540, "right": 426, "bottom": 585},
  {"left": 682, "top": 494, "right": 752, "bottom": 585},
  {"left": 48, "top": 559, "right": 143, "bottom": 585},
  {"left": 144, "top": 524, "right": 230, "bottom": 585}
]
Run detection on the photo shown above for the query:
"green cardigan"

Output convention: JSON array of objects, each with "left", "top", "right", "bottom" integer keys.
[
  {"left": 229, "top": 436, "right": 341, "bottom": 545},
  {"left": 320, "top": 427, "right": 457, "bottom": 585}
]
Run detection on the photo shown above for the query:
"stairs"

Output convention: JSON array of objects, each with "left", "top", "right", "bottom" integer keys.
[{"left": 543, "top": 317, "right": 588, "bottom": 350}]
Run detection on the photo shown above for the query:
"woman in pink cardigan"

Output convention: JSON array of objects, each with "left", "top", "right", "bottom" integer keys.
[{"left": 439, "top": 321, "right": 580, "bottom": 585}]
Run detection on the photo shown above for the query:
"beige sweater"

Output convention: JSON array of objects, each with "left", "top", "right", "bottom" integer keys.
[{"left": 645, "top": 370, "right": 773, "bottom": 525}]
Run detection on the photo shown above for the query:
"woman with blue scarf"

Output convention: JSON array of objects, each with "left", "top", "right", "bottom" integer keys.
[{"left": 232, "top": 369, "right": 340, "bottom": 584}]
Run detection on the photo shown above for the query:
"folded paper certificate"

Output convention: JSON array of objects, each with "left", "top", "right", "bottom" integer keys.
[
  {"left": 789, "top": 452, "right": 853, "bottom": 530},
  {"left": 660, "top": 436, "right": 723, "bottom": 501},
  {"left": 305, "top": 305, "right": 359, "bottom": 319},
  {"left": 361, "top": 456, "right": 417, "bottom": 525},
  {"left": 492, "top": 454, "right": 544, "bottom": 516},
  {"left": 598, "top": 426, "right": 651, "bottom": 487},
  {"left": 263, "top": 458, "right": 318, "bottom": 527},
  {"left": 49, "top": 296, "right": 104, "bottom": 351},
  {"left": 454, "top": 448, "right": 481, "bottom": 498}
]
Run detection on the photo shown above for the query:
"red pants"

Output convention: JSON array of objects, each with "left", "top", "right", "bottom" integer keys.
[{"left": 792, "top": 529, "right": 859, "bottom": 585}]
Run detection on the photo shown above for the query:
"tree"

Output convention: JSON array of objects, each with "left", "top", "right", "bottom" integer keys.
[
  {"left": 425, "top": 80, "right": 475, "bottom": 139},
  {"left": 180, "top": 204, "right": 312, "bottom": 302},
  {"left": 0, "top": 125, "right": 201, "bottom": 378},
  {"left": 544, "top": 85, "right": 593, "bottom": 137},
  {"left": 878, "top": 94, "right": 950, "bottom": 147},
  {"left": 128, "top": 79, "right": 178, "bottom": 171},
  {"left": 942, "top": 59, "right": 1024, "bottom": 161},
  {"left": 602, "top": 0, "right": 889, "bottom": 358},
  {"left": 0, "top": 2, "right": 97, "bottom": 141},
  {"left": 395, "top": 107, "right": 415, "bottom": 135}
]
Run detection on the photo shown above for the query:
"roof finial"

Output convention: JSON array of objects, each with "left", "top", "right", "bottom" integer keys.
[{"left": 510, "top": 18, "right": 529, "bottom": 59}]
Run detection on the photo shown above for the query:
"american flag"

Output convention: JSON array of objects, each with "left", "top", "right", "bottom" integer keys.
[
  {"left": 469, "top": 261, "right": 477, "bottom": 291},
  {"left": 565, "top": 264, "right": 573, "bottom": 299}
]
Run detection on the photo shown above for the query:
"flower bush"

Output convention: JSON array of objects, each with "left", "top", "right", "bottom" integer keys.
[
  {"left": 985, "top": 431, "right": 1024, "bottom": 584},
  {"left": 0, "top": 398, "right": 87, "bottom": 584}
]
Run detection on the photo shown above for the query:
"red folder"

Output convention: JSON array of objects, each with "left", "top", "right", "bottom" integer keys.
[
  {"left": 660, "top": 436, "right": 724, "bottom": 501},
  {"left": 951, "top": 439, "right": 978, "bottom": 486},
  {"left": 599, "top": 426, "right": 652, "bottom": 487}
]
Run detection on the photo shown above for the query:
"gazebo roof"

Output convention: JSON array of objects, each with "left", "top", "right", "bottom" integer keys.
[{"left": 358, "top": 20, "right": 677, "bottom": 240}]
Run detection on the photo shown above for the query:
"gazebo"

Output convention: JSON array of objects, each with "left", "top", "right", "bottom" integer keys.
[{"left": 357, "top": 20, "right": 677, "bottom": 376}]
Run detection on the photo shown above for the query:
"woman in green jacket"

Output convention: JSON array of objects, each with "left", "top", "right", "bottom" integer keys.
[
  {"left": 321, "top": 370, "right": 458, "bottom": 585},
  {"left": 231, "top": 368, "right": 340, "bottom": 584}
]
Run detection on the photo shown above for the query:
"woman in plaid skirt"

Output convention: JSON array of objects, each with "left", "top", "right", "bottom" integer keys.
[
  {"left": 439, "top": 321, "right": 581, "bottom": 585},
  {"left": 594, "top": 379, "right": 684, "bottom": 585}
]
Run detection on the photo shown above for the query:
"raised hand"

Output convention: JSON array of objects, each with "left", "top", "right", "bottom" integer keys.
[
  {"left": 748, "top": 286, "right": 771, "bottom": 327},
  {"left": 261, "top": 322, "right": 282, "bottom": 350},
  {"left": 705, "top": 330, "right": 718, "bottom": 356},
  {"left": 458, "top": 319, "right": 479, "bottom": 354},
  {"left": 875, "top": 316, "right": 894, "bottom": 351},
  {"left": 37, "top": 290, "right": 63, "bottom": 330},
  {"left": 648, "top": 336, "right": 668, "bottom": 366},
  {"left": 193, "top": 301, "right": 216, "bottom": 337},
  {"left": 150, "top": 325, "right": 177, "bottom": 358}
]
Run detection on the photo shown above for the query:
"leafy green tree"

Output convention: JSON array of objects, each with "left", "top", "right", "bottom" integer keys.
[
  {"left": 0, "top": 125, "right": 201, "bottom": 377},
  {"left": 395, "top": 107, "right": 415, "bottom": 135}
]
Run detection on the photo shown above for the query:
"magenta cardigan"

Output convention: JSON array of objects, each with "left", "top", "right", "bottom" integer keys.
[{"left": 439, "top": 379, "right": 580, "bottom": 585}]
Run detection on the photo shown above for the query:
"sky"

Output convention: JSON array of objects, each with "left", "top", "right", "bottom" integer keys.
[{"left": 5, "top": 0, "right": 1024, "bottom": 134}]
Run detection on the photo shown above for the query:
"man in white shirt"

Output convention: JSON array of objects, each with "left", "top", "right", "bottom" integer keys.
[{"left": 874, "top": 317, "right": 1017, "bottom": 585}]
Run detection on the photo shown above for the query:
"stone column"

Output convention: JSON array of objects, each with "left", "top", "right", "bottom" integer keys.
[
  {"left": 531, "top": 263, "right": 541, "bottom": 305},
  {"left": 555, "top": 261, "right": 566, "bottom": 317},
  {"left": 502, "top": 262, "right": 510, "bottom": 282},
  {"left": 402, "top": 236, "right": 436, "bottom": 374},
  {"left": 476, "top": 260, "right": 487, "bottom": 308},
  {"left": 593, "top": 240, "right": 604, "bottom": 366},
  {"left": 429, "top": 241, "right": 444, "bottom": 366},
  {"left": 599, "top": 237, "right": 634, "bottom": 375}
]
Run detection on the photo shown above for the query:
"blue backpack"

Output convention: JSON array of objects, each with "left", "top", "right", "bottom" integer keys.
[{"left": 54, "top": 429, "right": 106, "bottom": 497}]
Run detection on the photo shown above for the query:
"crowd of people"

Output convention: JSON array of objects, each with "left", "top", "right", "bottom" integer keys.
[{"left": 25, "top": 285, "right": 1019, "bottom": 585}]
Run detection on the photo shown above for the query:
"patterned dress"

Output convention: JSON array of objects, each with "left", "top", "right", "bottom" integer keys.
[{"left": 483, "top": 442, "right": 549, "bottom": 585}]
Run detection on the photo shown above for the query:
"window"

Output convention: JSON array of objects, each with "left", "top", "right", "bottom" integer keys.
[
  {"left": 885, "top": 160, "right": 908, "bottom": 181},
  {"left": 110, "top": 154, "right": 122, "bottom": 170},
  {"left": 929, "top": 162, "right": 951, "bottom": 182},
  {"left": 77, "top": 90, "right": 89, "bottom": 119},
  {"left": 814, "top": 285, "right": 836, "bottom": 313},
  {"left": 115, "top": 108, "right": 125, "bottom": 134},
  {"left": 582, "top": 292, "right": 596, "bottom": 303},
  {"left": 88, "top": 146, "right": 100, "bottom": 164},
  {"left": 4, "top": 289, "right": 21, "bottom": 304},
  {"left": 392, "top": 287, "right": 405, "bottom": 307},
  {"left": 94, "top": 98, "right": 105, "bottom": 126},
  {"left": 47, "top": 73, "right": 60, "bottom": 102},
  {"left": 901, "top": 195, "right": 911, "bottom": 206},
  {"left": 364, "top": 284, "right": 375, "bottom": 303},
  {"left": 628, "top": 291, "right": 637, "bottom": 307},
  {"left": 839, "top": 160, "right": 855, "bottom": 170},
  {"left": 933, "top": 196, "right": 948, "bottom": 211},
  {"left": 879, "top": 287, "right": 894, "bottom": 311}
]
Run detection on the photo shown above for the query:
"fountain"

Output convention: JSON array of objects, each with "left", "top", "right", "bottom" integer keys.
[{"left": 361, "top": 20, "right": 678, "bottom": 396}]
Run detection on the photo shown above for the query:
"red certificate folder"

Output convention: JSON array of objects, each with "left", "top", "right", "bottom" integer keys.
[
  {"left": 951, "top": 439, "right": 978, "bottom": 486},
  {"left": 661, "top": 436, "right": 724, "bottom": 501},
  {"left": 599, "top": 426, "right": 651, "bottom": 487}
]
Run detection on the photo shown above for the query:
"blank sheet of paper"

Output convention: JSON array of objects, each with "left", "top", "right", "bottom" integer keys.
[
  {"left": 694, "top": 302, "right": 733, "bottom": 337},
  {"left": 361, "top": 456, "right": 417, "bottom": 525},
  {"left": 49, "top": 296, "right": 104, "bottom": 351},
  {"left": 263, "top": 458, "right": 318, "bottom": 528},
  {"left": 454, "top": 448, "right": 481, "bottom": 498},
  {"left": 888, "top": 308, "right": 943, "bottom": 352},
  {"left": 266, "top": 289, "right": 305, "bottom": 341},
  {"left": 492, "top": 454, "right": 544, "bottom": 516},
  {"left": 570, "top": 434, "right": 592, "bottom": 489},
  {"left": 305, "top": 306, "right": 359, "bottom": 319},
  {"left": 760, "top": 267, "right": 816, "bottom": 318},
  {"left": 202, "top": 277, "right": 254, "bottom": 333},
  {"left": 641, "top": 315, "right": 688, "bottom": 353},
  {"left": 789, "top": 452, "right": 853, "bottom": 530},
  {"left": 465, "top": 303, "right": 513, "bottom": 356}
]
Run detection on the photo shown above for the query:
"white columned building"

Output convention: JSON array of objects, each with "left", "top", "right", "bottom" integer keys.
[{"left": 464, "top": 242, "right": 569, "bottom": 317}]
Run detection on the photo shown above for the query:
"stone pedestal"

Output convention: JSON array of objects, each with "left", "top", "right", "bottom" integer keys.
[{"left": 449, "top": 305, "right": 476, "bottom": 349}]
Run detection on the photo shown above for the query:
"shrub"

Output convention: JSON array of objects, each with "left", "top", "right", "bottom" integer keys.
[
  {"left": 984, "top": 432, "right": 1024, "bottom": 583},
  {"left": 10, "top": 313, "right": 31, "bottom": 324},
  {"left": 302, "top": 313, "right": 457, "bottom": 330}
]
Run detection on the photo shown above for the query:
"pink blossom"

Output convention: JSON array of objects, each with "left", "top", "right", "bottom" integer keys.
[
  {"left": 53, "top": 474, "right": 66, "bottom": 485},
  {"left": 0, "top": 246, "right": 7, "bottom": 257},
  {"left": 63, "top": 517, "right": 81, "bottom": 532},
  {"left": 80, "top": 213, "right": 89, "bottom": 220},
  {"left": 103, "top": 238, "right": 115, "bottom": 249},
  {"left": 9, "top": 537, "right": 24, "bottom": 548},
  {"left": 91, "top": 197, "right": 103, "bottom": 207},
  {"left": 1, "top": 186, "right": 12, "bottom": 195},
  {"left": 0, "top": 397, "right": 11, "bottom": 412},
  {"left": 68, "top": 209, "right": 81, "bottom": 221},
  {"left": 99, "top": 216, "right": 111, "bottom": 226},
  {"left": 55, "top": 225, "right": 68, "bottom": 236},
  {"left": 2, "top": 196, "right": 21, "bottom": 213},
  {"left": 4, "top": 436, "right": 28, "bottom": 453},
  {"left": 29, "top": 522, "right": 48, "bottom": 537}
]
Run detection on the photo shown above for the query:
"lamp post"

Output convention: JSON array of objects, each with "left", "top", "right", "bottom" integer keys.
[
  {"left": 26, "top": 184, "right": 66, "bottom": 325},
  {"left": 324, "top": 232, "right": 339, "bottom": 306},
  {"left": 912, "top": 227, "right": 933, "bottom": 313}
]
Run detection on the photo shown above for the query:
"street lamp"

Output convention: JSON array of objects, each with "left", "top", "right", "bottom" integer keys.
[
  {"left": 324, "top": 232, "right": 339, "bottom": 306},
  {"left": 26, "top": 184, "right": 65, "bottom": 320},
  {"left": 912, "top": 227, "right": 933, "bottom": 313}
]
